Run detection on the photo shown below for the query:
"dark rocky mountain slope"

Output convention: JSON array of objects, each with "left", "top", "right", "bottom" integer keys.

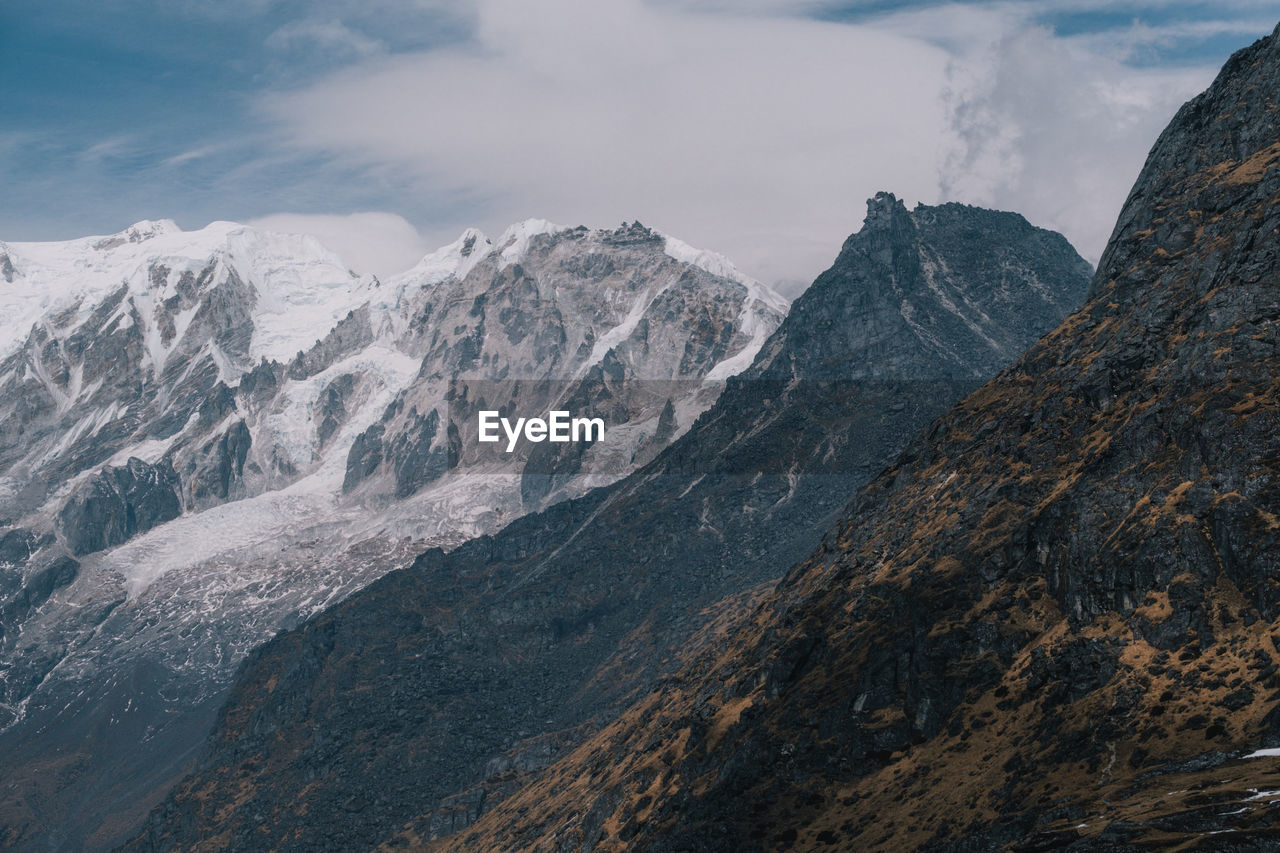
[
  {"left": 124, "top": 201, "right": 1091, "bottom": 851},
  {"left": 437, "top": 22, "right": 1280, "bottom": 851}
]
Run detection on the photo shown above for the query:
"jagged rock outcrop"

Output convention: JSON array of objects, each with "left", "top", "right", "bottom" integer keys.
[
  {"left": 58, "top": 458, "right": 182, "bottom": 556},
  {"left": 425, "top": 23, "right": 1280, "bottom": 851},
  {"left": 122, "top": 202, "right": 1091, "bottom": 852}
]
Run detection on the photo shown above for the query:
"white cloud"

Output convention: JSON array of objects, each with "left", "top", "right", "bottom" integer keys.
[
  {"left": 248, "top": 211, "right": 430, "bottom": 279},
  {"left": 1071, "top": 17, "right": 1279, "bottom": 61},
  {"left": 928, "top": 13, "right": 1214, "bottom": 263},
  {"left": 266, "top": 19, "right": 386, "bottom": 58},
  {"left": 78, "top": 135, "right": 139, "bottom": 165},
  {"left": 255, "top": 0, "right": 1259, "bottom": 289},
  {"left": 261, "top": 0, "right": 951, "bottom": 292},
  {"left": 162, "top": 142, "right": 234, "bottom": 167}
]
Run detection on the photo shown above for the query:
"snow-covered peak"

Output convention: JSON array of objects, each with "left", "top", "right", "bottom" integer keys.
[
  {"left": 497, "top": 218, "right": 564, "bottom": 266},
  {"left": 397, "top": 227, "right": 494, "bottom": 289},
  {"left": 0, "top": 220, "right": 368, "bottom": 364},
  {"left": 217, "top": 228, "right": 372, "bottom": 363},
  {"left": 218, "top": 226, "right": 362, "bottom": 292},
  {"left": 119, "top": 219, "right": 181, "bottom": 242}
]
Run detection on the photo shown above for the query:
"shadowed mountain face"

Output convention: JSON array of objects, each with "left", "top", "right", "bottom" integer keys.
[
  {"left": 426, "top": 23, "right": 1280, "bottom": 851},
  {"left": 122, "top": 201, "right": 1091, "bottom": 852}
]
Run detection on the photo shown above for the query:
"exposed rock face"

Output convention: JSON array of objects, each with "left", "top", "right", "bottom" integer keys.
[
  {"left": 0, "top": 219, "right": 783, "bottom": 852},
  {"left": 315, "top": 374, "right": 356, "bottom": 448},
  {"left": 182, "top": 418, "right": 251, "bottom": 504},
  {"left": 1, "top": 556, "right": 78, "bottom": 638},
  {"left": 415, "top": 23, "right": 1280, "bottom": 851},
  {"left": 752, "top": 193, "right": 1085, "bottom": 381},
  {"left": 58, "top": 458, "right": 181, "bottom": 556},
  {"left": 338, "top": 221, "right": 787, "bottom": 512},
  {"left": 287, "top": 306, "right": 374, "bottom": 381},
  {"left": 122, "top": 203, "right": 1091, "bottom": 852}
]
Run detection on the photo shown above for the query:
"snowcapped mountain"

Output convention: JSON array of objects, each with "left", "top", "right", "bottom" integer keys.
[{"left": 0, "top": 216, "right": 784, "bottom": 850}]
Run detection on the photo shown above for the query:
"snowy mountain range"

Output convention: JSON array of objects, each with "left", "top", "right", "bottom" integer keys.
[{"left": 0, "top": 217, "right": 784, "bottom": 848}]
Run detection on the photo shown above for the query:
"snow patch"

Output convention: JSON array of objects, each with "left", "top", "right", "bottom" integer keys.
[
  {"left": 704, "top": 291, "right": 786, "bottom": 381},
  {"left": 107, "top": 433, "right": 185, "bottom": 468},
  {"left": 1246, "top": 789, "right": 1280, "bottom": 800},
  {"left": 262, "top": 343, "right": 420, "bottom": 474},
  {"left": 1243, "top": 748, "right": 1280, "bottom": 758},
  {"left": 579, "top": 272, "right": 679, "bottom": 373}
]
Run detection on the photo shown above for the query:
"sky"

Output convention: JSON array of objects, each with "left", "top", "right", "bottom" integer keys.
[{"left": 1, "top": 1, "right": 1275, "bottom": 294}]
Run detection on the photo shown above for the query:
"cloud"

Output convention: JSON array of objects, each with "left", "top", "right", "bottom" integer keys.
[
  {"left": 254, "top": 0, "right": 1260, "bottom": 288},
  {"left": 266, "top": 19, "right": 386, "bottom": 59},
  {"left": 1061, "top": 16, "right": 1280, "bottom": 64},
  {"left": 927, "top": 11, "right": 1214, "bottom": 263},
  {"left": 161, "top": 142, "right": 237, "bottom": 168},
  {"left": 78, "top": 135, "right": 140, "bottom": 166},
  {"left": 248, "top": 211, "right": 430, "bottom": 279},
  {"left": 260, "top": 0, "right": 952, "bottom": 292}
]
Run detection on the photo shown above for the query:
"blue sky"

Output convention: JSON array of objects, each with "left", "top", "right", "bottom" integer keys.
[
  {"left": 0, "top": 2, "right": 473, "bottom": 237},
  {"left": 1, "top": 1, "right": 1275, "bottom": 287}
]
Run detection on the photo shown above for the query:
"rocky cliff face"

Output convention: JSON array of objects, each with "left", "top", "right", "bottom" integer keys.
[
  {"left": 751, "top": 193, "right": 1082, "bottom": 382},
  {"left": 122, "top": 201, "right": 1091, "bottom": 852},
  {"left": 0, "top": 219, "right": 783, "bottom": 852},
  {"left": 427, "top": 23, "right": 1280, "bottom": 851}
]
